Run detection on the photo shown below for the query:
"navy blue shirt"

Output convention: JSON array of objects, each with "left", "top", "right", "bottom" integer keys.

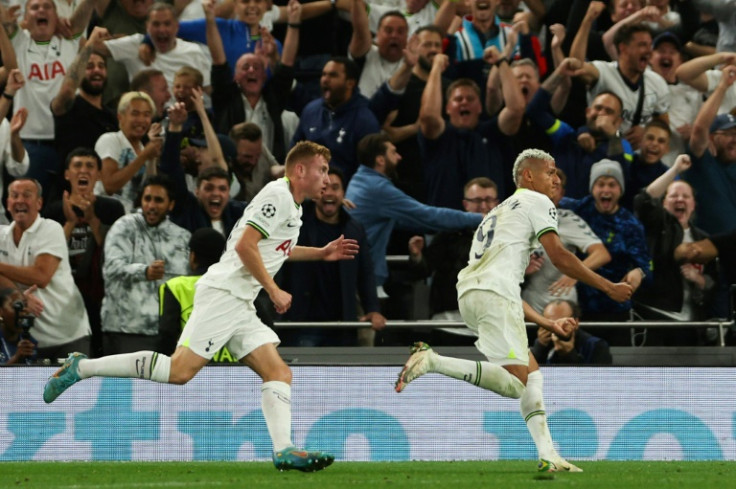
[
  {"left": 560, "top": 196, "right": 652, "bottom": 315},
  {"left": 418, "top": 121, "right": 507, "bottom": 210}
]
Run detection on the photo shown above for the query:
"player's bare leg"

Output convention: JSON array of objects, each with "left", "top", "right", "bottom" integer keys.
[{"left": 243, "top": 344, "right": 334, "bottom": 472}]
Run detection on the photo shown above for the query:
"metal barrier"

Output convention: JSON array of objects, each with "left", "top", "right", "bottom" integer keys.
[{"left": 274, "top": 319, "right": 736, "bottom": 347}]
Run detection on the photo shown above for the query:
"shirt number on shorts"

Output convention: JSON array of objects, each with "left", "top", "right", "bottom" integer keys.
[{"left": 474, "top": 215, "right": 497, "bottom": 259}]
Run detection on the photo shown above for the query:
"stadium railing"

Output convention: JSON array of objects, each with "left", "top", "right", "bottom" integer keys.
[{"left": 273, "top": 319, "right": 736, "bottom": 346}]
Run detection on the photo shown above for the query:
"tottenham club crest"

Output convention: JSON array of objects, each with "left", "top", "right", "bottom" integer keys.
[{"left": 261, "top": 203, "right": 277, "bottom": 218}]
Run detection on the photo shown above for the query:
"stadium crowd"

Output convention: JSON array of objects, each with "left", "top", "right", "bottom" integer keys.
[{"left": 0, "top": 0, "right": 735, "bottom": 365}]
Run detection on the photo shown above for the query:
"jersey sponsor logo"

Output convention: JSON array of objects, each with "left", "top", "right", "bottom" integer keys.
[
  {"left": 27, "top": 61, "right": 66, "bottom": 81},
  {"left": 286, "top": 221, "right": 299, "bottom": 228},
  {"left": 275, "top": 239, "right": 294, "bottom": 256},
  {"left": 261, "top": 203, "right": 276, "bottom": 218}
]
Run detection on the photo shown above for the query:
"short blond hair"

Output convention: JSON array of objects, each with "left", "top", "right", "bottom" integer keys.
[
  {"left": 512, "top": 148, "right": 554, "bottom": 187},
  {"left": 285, "top": 141, "right": 331, "bottom": 171},
  {"left": 118, "top": 91, "right": 156, "bottom": 115}
]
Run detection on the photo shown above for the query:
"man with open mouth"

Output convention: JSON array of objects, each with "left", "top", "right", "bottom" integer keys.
[
  {"left": 558, "top": 158, "right": 652, "bottom": 345},
  {"left": 51, "top": 26, "right": 118, "bottom": 175},
  {"left": 349, "top": 5, "right": 408, "bottom": 98},
  {"left": 575, "top": 23, "right": 670, "bottom": 151},
  {"left": 648, "top": 31, "right": 701, "bottom": 166},
  {"left": 90, "top": 2, "right": 212, "bottom": 107},
  {"left": 44, "top": 148, "right": 125, "bottom": 358},
  {"left": 0, "top": 178, "right": 92, "bottom": 361},
  {"left": 6, "top": 0, "right": 98, "bottom": 201},
  {"left": 681, "top": 68, "right": 736, "bottom": 236}
]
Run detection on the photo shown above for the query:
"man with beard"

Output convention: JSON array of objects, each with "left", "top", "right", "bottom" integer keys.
[
  {"left": 350, "top": 5, "right": 408, "bottom": 98},
  {"left": 279, "top": 166, "right": 386, "bottom": 346},
  {"left": 684, "top": 64, "right": 736, "bottom": 235},
  {"left": 229, "top": 122, "right": 283, "bottom": 202},
  {"left": 100, "top": 175, "right": 190, "bottom": 354},
  {"left": 575, "top": 23, "right": 670, "bottom": 150},
  {"left": 346, "top": 133, "right": 483, "bottom": 288},
  {"left": 52, "top": 27, "right": 119, "bottom": 175},
  {"left": 526, "top": 57, "right": 633, "bottom": 199},
  {"left": 292, "top": 57, "right": 381, "bottom": 182}
]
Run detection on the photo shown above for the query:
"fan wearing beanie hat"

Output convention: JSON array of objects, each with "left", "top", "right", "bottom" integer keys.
[
  {"left": 589, "top": 159, "right": 625, "bottom": 215},
  {"left": 559, "top": 157, "right": 652, "bottom": 331}
]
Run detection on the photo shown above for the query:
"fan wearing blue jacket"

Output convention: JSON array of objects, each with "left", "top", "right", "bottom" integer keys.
[{"left": 346, "top": 133, "right": 483, "bottom": 286}]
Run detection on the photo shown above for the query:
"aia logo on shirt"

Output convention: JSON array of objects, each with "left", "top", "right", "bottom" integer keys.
[
  {"left": 27, "top": 61, "right": 66, "bottom": 81},
  {"left": 275, "top": 239, "right": 294, "bottom": 256}
]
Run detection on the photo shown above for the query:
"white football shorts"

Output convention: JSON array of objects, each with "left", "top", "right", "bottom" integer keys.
[
  {"left": 178, "top": 283, "right": 280, "bottom": 361},
  {"left": 458, "top": 289, "right": 529, "bottom": 366}
]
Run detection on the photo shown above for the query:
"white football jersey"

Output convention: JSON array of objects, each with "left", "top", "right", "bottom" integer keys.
[
  {"left": 199, "top": 178, "right": 302, "bottom": 300},
  {"left": 588, "top": 61, "right": 670, "bottom": 133},
  {"left": 521, "top": 208, "right": 601, "bottom": 312},
  {"left": 705, "top": 69, "right": 736, "bottom": 116},
  {"left": 457, "top": 189, "right": 558, "bottom": 301},
  {"left": 12, "top": 31, "right": 82, "bottom": 139}
]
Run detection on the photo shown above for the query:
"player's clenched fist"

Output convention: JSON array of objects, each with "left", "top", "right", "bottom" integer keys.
[{"left": 607, "top": 282, "right": 633, "bottom": 303}]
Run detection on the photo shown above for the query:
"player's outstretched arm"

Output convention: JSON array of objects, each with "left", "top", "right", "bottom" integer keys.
[
  {"left": 539, "top": 231, "right": 632, "bottom": 303},
  {"left": 290, "top": 235, "right": 359, "bottom": 262}
]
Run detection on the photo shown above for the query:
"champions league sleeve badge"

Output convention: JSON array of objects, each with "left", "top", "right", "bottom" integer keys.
[{"left": 261, "top": 203, "right": 277, "bottom": 218}]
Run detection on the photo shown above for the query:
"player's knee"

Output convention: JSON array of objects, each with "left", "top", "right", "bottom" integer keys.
[
  {"left": 168, "top": 370, "right": 194, "bottom": 385},
  {"left": 265, "top": 363, "right": 292, "bottom": 384},
  {"left": 168, "top": 363, "right": 198, "bottom": 385}
]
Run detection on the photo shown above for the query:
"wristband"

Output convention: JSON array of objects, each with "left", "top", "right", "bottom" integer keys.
[
  {"left": 287, "top": 23, "right": 301, "bottom": 28},
  {"left": 494, "top": 57, "right": 509, "bottom": 67},
  {"left": 2, "top": 92, "right": 13, "bottom": 100}
]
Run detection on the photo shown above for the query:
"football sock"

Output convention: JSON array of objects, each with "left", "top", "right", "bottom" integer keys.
[
  {"left": 261, "top": 381, "right": 293, "bottom": 452},
  {"left": 77, "top": 352, "right": 171, "bottom": 383},
  {"left": 520, "top": 370, "right": 556, "bottom": 460},
  {"left": 431, "top": 354, "right": 526, "bottom": 398}
]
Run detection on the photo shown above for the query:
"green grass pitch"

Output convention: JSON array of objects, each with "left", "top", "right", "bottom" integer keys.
[{"left": 1, "top": 461, "right": 735, "bottom": 488}]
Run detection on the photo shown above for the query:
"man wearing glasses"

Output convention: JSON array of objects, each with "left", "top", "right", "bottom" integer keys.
[
  {"left": 408, "top": 177, "right": 499, "bottom": 329},
  {"left": 685, "top": 64, "right": 736, "bottom": 235}
]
